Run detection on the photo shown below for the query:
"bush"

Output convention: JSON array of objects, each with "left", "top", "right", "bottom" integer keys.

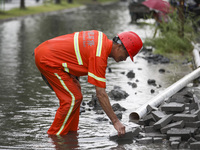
[{"left": 144, "top": 11, "right": 197, "bottom": 55}]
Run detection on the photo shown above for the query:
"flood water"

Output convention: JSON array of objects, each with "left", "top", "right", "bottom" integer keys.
[{"left": 0, "top": 2, "right": 193, "bottom": 150}]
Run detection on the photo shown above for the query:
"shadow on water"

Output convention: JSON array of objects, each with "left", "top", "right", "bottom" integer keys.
[{"left": 0, "top": 1, "right": 192, "bottom": 150}]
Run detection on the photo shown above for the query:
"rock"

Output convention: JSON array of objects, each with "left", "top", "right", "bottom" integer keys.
[
  {"left": 147, "top": 79, "right": 156, "bottom": 86},
  {"left": 115, "top": 111, "right": 122, "bottom": 120},
  {"left": 112, "top": 103, "right": 126, "bottom": 112},
  {"left": 108, "top": 87, "right": 129, "bottom": 100},
  {"left": 126, "top": 70, "right": 135, "bottom": 79},
  {"left": 150, "top": 89, "right": 155, "bottom": 94},
  {"left": 87, "top": 94, "right": 101, "bottom": 110},
  {"left": 95, "top": 117, "right": 108, "bottom": 122},
  {"left": 159, "top": 68, "right": 165, "bottom": 73},
  {"left": 127, "top": 82, "right": 137, "bottom": 88}
]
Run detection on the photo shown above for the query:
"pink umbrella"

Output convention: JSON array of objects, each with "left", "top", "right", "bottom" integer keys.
[{"left": 142, "top": 0, "right": 172, "bottom": 14}]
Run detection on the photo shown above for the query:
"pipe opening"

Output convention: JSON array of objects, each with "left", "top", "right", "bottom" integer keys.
[{"left": 129, "top": 112, "right": 140, "bottom": 123}]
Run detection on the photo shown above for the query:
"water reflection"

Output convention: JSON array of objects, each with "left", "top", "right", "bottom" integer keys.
[{"left": 49, "top": 132, "right": 79, "bottom": 149}]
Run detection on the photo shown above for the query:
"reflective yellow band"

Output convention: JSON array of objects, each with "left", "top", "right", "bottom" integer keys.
[
  {"left": 74, "top": 32, "right": 83, "bottom": 65},
  {"left": 54, "top": 73, "right": 75, "bottom": 135},
  {"left": 62, "top": 63, "right": 69, "bottom": 73},
  {"left": 88, "top": 72, "right": 106, "bottom": 82},
  {"left": 96, "top": 31, "right": 103, "bottom": 57}
]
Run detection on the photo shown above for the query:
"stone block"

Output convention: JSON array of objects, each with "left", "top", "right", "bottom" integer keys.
[
  {"left": 132, "top": 127, "right": 140, "bottom": 137},
  {"left": 193, "top": 95, "right": 200, "bottom": 109},
  {"left": 161, "top": 102, "right": 185, "bottom": 112},
  {"left": 187, "top": 137, "right": 197, "bottom": 144},
  {"left": 143, "top": 114, "right": 155, "bottom": 126},
  {"left": 153, "top": 137, "right": 163, "bottom": 143},
  {"left": 190, "top": 142, "right": 200, "bottom": 149},
  {"left": 184, "top": 127, "right": 198, "bottom": 136},
  {"left": 153, "top": 114, "right": 173, "bottom": 129},
  {"left": 146, "top": 104, "right": 158, "bottom": 113},
  {"left": 136, "top": 137, "right": 153, "bottom": 144},
  {"left": 170, "top": 94, "right": 191, "bottom": 103},
  {"left": 189, "top": 102, "right": 198, "bottom": 111},
  {"left": 171, "top": 141, "right": 180, "bottom": 149},
  {"left": 179, "top": 142, "right": 188, "bottom": 149},
  {"left": 173, "top": 114, "right": 198, "bottom": 122},
  {"left": 185, "top": 121, "right": 200, "bottom": 128},
  {"left": 169, "top": 136, "right": 181, "bottom": 143},
  {"left": 109, "top": 127, "right": 136, "bottom": 141},
  {"left": 194, "top": 110, "right": 200, "bottom": 120},
  {"left": 145, "top": 132, "right": 167, "bottom": 138},
  {"left": 160, "top": 120, "right": 184, "bottom": 134},
  {"left": 151, "top": 111, "right": 166, "bottom": 121},
  {"left": 144, "top": 126, "right": 156, "bottom": 133},
  {"left": 194, "top": 134, "right": 200, "bottom": 141},
  {"left": 167, "top": 128, "right": 191, "bottom": 140}
]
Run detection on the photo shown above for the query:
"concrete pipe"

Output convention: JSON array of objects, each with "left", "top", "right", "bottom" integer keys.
[{"left": 129, "top": 67, "right": 200, "bottom": 122}]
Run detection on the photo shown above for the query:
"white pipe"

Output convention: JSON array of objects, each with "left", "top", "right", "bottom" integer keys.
[
  {"left": 129, "top": 67, "right": 200, "bottom": 122},
  {"left": 193, "top": 48, "right": 200, "bottom": 68}
]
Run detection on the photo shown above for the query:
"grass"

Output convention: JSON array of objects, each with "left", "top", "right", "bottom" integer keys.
[{"left": 0, "top": 0, "right": 118, "bottom": 20}]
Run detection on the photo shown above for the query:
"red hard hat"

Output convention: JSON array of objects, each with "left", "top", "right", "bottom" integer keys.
[{"left": 118, "top": 31, "right": 143, "bottom": 61}]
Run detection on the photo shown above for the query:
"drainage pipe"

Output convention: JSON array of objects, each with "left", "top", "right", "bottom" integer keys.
[
  {"left": 193, "top": 47, "right": 200, "bottom": 68},
  {"left": 129, "top": 64, "right": 200, "bottom": 123}
]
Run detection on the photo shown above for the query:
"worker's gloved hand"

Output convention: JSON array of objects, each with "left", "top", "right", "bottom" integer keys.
[{"left": 113, "top": 120, "right": 126, "bottom": 137}]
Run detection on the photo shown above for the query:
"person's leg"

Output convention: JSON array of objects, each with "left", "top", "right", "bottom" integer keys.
[
  {"left": 34, "top": 43, "right": 82, "bottom": 135},
  {"left": 35, "top": 63, "right": 82, "bottom": 135},
  {"left": 43, "top": 71, "right": 82, "bottom": 135}
]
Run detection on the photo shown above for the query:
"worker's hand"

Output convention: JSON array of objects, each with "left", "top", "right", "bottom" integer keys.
[{"left": 113, "top": 120, "right": 126, "bottom": 137}]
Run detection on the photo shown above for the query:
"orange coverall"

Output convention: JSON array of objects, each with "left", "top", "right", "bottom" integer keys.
[{"left": 34, "top": 30, "right": 112, "bottom": 135}]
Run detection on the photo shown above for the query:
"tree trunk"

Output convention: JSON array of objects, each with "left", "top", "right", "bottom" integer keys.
[
  {"left": 55, "top": 0, "right": 61, "bottom": 4},
  {"left": 178, "top": 0, "right": 184, "bottom": 37},
  {"left": 20, "top": 0, "right": 26, "bottom": 9},
  {"left": 67, "top": 0, "right": 73, "bottom": 3}
]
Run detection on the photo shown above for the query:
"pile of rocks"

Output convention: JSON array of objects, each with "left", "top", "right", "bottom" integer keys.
[{"left": 110, "top": 87, "right": 200, "bottom": 149}]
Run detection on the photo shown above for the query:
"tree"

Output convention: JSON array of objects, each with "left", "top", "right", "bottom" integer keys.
[
  {"left": 67, "top": 0, "right": 73, "bottom": 3},
  {"left": 55, "top": 0, "right": 61, "bottom": 4},
  {"left": 178, "top": 0, "right": 184, "bottom": 37},
  {"left": 20, "top": 0, "right": 26, "bottom": 9}
]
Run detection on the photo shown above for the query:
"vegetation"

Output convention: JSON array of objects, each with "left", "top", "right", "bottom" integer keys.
[
  {"left": 0, "top": 0, "right": 118, "bottom": 20},
  {"left": 144, "top": 11, "right": 198, "bottom": 56}
]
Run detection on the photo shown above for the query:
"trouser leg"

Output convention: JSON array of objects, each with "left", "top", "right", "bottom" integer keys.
[{"left": 35, "top": 65, "right": 82, "bottom": 135}]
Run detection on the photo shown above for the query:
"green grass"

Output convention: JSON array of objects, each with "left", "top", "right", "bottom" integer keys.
[{"left": 0, "top": 0, "right": 118, "bottom": 20}]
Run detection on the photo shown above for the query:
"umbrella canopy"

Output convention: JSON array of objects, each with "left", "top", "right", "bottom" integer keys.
[{"left": 142, "top": 0, "right": 172, "bottom": 14}]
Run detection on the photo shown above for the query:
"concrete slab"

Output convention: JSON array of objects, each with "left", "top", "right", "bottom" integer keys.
[
  {"left": 185, "top": 121, "right": 200, "bottom": 128},
  {"left": 136, "top": 137, "right": 153, "bottom": 144},
  {"left": 173, "top": 114, "right": 198, "bottom": 122},
  {"left": 161, "top": 102, "right": 185, "bottom": 112},
  {"left": 151, "top": 110, "right": 166, "bottom": 121},
  {"left": 190, "top": 141, "right": 200, "bottom": 149},
  {"left": 167, "top": 128, "right": 191, "bottom": 140},
  {"left": 153, "top": 114, "right": 173, "bottom": 129},
  {"left": 160, "top": 120, "right": 184, "bottom": 134}
]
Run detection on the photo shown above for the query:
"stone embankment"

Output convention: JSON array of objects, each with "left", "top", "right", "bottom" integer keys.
[{"left": 80, "top": 47, "right": 200, "bottom": 149}]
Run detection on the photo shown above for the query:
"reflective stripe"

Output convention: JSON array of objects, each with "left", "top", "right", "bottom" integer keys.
[
  {"left": 74, "top": 32, "right": 83, "bottom": 65},
  {"left": 54, "top": 73, "right": 75, "bottom": 135},
  {"left": 62, "top": 63, "right": 69, "bottom": 73},
  {"left": 88, "top": 72, "right": 106, "bottom": 82},
  {"left": 96, "top": 31, "right": 103, "bottom": 57}
]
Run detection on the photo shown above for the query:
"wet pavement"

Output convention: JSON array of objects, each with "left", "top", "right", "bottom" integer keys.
[{"left": 0, "top": 1, "right": 195, "bottom": 150}]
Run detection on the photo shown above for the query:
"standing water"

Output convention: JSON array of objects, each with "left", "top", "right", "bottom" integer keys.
[{"left": 0, "top": 1, "right": 192, "bottom": 149}]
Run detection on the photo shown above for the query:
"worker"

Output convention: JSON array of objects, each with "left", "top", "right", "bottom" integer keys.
[{"left": 34, "top": 30, "right": 143, "bottom": 136}]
